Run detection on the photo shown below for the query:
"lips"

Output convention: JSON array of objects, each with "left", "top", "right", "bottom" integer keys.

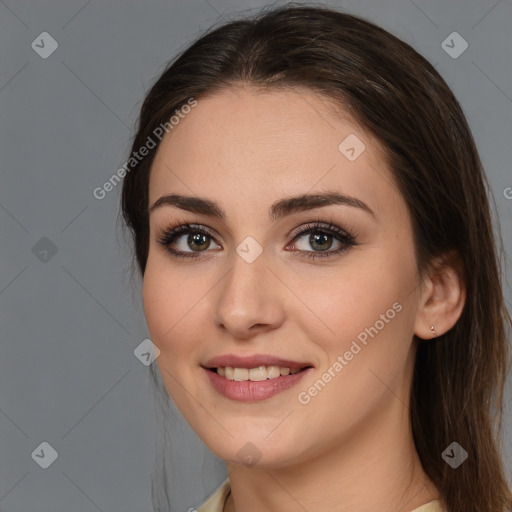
[{"left": 202, "top": 353, "right": 314, "bottom": 401}]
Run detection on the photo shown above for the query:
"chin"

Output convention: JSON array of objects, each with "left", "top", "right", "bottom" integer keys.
[{"left": 204, "top": 431, "right": 303, "bottom": 469}]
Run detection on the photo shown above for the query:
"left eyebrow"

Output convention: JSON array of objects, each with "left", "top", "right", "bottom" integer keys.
[{"left": 149, "top": 191, "right": 376, "bottom": 221}]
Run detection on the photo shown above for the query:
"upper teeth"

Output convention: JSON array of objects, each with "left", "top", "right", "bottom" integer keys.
[{"left": 216, "top": 366, "right": 302, "bottom": 381}]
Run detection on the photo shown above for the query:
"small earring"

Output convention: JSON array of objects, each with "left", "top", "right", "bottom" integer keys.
[{"left": 430, "top": 325, "right": 437, "bottom": 337}]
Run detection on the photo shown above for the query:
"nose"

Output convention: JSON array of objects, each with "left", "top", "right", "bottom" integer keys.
[{"left": 212, "top": 247, "right": 286, "bottom": 340}]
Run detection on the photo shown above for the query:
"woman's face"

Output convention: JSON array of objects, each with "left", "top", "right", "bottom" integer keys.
[{"left": 143, "top": 87, "right": 423, "bottom": 468}]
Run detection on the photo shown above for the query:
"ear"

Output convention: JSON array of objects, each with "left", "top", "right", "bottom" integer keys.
[{"left": 414, "top": 251, "right": 466, "bottom": 340}]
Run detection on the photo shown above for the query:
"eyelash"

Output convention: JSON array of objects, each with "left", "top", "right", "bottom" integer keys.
[{"left": 155, "top": 218, "right": 358, "bottom": 261}]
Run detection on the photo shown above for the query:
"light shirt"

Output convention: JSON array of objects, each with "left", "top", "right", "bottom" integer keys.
[{"left": 197, "top": 479, "right": 446, "bottom": 511}]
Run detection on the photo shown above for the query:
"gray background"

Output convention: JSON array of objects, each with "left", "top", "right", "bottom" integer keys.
[{"left": 1, "top": 0, "right": 511, "bottom": 511}]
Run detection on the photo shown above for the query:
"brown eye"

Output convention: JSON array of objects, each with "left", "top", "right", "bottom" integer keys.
[
  {"left": 186, "top": 232, "right": 211, "bottom": 251},
  {"left": 156, "top": 223, "right": 221, "bottom": 259},
  {"left": 289, "top": 221, "right": 357, "bottom": 261}
]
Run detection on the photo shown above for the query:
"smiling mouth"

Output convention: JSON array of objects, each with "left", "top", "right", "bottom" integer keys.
[{"left": 207, "top": 365, "right": 313, "bottom": 381}]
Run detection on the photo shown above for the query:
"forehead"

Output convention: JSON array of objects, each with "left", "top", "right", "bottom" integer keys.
[{"left": 148, "top": 87, "right": 401, "bottom": 219}]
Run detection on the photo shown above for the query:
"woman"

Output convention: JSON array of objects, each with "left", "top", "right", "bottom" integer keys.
[{"left": 120, "top": 4, "right": 511, "bottom": 511}]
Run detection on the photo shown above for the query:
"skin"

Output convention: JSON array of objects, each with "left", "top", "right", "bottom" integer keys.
[{"left": 142, "top": 87, "right": 465, "bottom": 512}]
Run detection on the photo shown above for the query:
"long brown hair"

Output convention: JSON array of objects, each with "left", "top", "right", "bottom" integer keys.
[{"left": 120, "top": 4, "right": 512, "bottom": 510}]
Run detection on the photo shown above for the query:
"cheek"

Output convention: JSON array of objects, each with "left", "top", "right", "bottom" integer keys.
[
  {"left": 142, "top": 267, "right": 200, "bottom": 409},
  {"left": 292, "top": 257, "right": 414, "bottom": 347},
  {"left": 142, "top": 261, "right": 216, "bottom": 381},
  {"left": 143, "top": 255, "right": 196, "bottom": 339},
  {"left": 142, "top": 264, "right": 169, "bottom": 345},
  {"left": 290, "top": 250, "right": 418, "bottom": 412},
  {"left": 142, "top": 263, "right": 194, "bottom": 359}
]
